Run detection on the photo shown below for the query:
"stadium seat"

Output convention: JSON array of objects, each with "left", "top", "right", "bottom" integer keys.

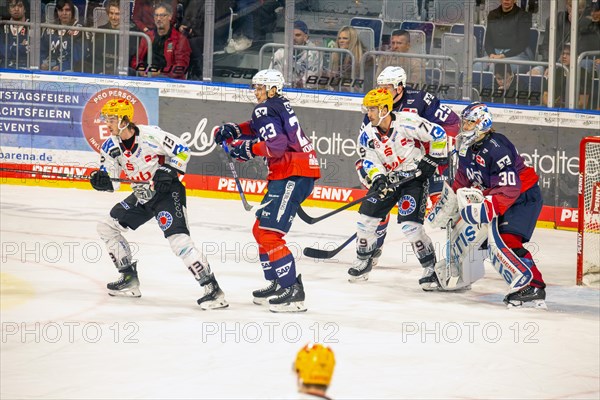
[{"left": 351, "top": 17, "right": 383, "bottom": 49}]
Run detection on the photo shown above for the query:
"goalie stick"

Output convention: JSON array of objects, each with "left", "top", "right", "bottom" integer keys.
[
  {"left": 303, "top": 233, "right": 357, "bottom": 259},
  {"left": 297, "top": 172, "right": 417, "bottom": 225},
  {"left": 221, "top": 143, "right": 271, "bottom": 212},
  {"left": 0, "top": 167, "right": 147, "bottom": 184}
]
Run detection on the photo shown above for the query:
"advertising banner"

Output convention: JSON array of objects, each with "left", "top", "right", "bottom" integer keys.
[{"left": 1, "top": 71, "right": 598, "bottom": 229}]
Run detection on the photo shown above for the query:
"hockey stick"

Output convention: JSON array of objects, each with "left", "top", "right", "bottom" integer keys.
[
  {"left": 0, "top": 167, "right": 146, "bottom": 184},
  {"left": 297, "top": 172, "right": 417, "bottom": 225},
  {"left": 221, "top": 143, "right": 271, "bottom": 212},
  {"left": 303, "top": 233, "right": 357, "bottom": 259},
  {"left": 444, "top": 149, "right": 460, "bottom": 289}
]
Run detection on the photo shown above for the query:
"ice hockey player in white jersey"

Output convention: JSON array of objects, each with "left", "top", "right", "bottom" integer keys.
[
  {"left": 294, "top": 343, "right": 336, "bottom": 399},
  {"left": 89, "top": 98, "right": 228, "bottom": 309},
  {"left": 349, "top": 88, "right": 448, "bottom": 285}
]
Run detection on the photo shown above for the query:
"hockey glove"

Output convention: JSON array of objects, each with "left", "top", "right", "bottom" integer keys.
[
  {"left": 152, "top": 165, "right": 179, "bottom": 193},
  {"left": 214, "top": 123, "right": 242, "bottom": 145},
  {"left": 90, "top": 170, "right": 113, "bottom": 192},
  {"left": 229, "top": 140, "right": 256, "bottom": 162},
  {"left": 371, "top": 175, "right": 391, "bottom": 198},
  {"left": 416, "top": 154, "right": 441, "bottom": 181},
  {"left": 460, "top": 196, "right": 496, "bottom": 225}
]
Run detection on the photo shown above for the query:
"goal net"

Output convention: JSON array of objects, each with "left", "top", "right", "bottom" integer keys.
[{"left": 577, "top": 136, "right": 600, "bottom": 287}]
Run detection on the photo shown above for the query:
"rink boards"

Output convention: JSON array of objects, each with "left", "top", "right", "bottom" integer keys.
[{"left": 1, "top": 70, "right": 599, "bottom": 230}]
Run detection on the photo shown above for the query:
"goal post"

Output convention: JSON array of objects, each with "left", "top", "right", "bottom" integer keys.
[{"left": 577, "top": 136, "right": 600, "bottom": 286}]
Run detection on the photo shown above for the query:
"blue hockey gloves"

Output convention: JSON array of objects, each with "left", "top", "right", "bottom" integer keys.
[
  {"left": 229, "top": 140, "right": 256, "bottom": 162},
  {"left": 214, "top": 123, "right": 242, "bottom": 145},
  {"left": 153, "top": 165, "right": 179, "bottom": 192},
  {"left": 90, "top": 170, "right": 113, "bottom": 192}
]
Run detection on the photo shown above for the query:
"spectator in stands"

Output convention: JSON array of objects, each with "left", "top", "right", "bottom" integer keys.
[
  {"left": 542, "top": 44, "right": 596, "bottom": 109},
  {"left": 478, "top": 0, "right": 532, "bottom": 74},
  {"left": 224, "top": 0, "right": 282, "bottom": 53},
  {"left": 377, "top": 30, "right": 426, "bottom": 87},
  {"left": 86, "top": 0, "right": 138, "bottom": 75},
  {"left": 482, "top": 63, "right": 522, "bottom": 105},
  {"left": 325, "top": 26, "right": 365, "bottom": 89},
  {"left": 40, "top": 0, "right": 83, "bottom": 72},
  {"left": 0, "top": 0, "right": 30, "bottom": 69},
  {"left": 534, "top": 0, "right": 589, "bottom": 75},
  {"left": 131, "top": 2, "right": 191, "bottom": 80},
  {"left": 132, "top": 0, "right": 178, "bottom": 34},
  {"left": 269, "top": 20, "right": 321, "bottom": 88},
  {"left": 579, "top": 0, "right": 600, "bottom": 74}
]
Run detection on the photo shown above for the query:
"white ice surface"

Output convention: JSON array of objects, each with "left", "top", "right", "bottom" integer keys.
[{"left": 1, "top": 185, "right": 599, "bottom": 399}]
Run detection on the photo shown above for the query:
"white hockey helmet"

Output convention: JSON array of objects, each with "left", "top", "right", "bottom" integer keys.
[
  {"left": 252, "top": 69, "right": 285, "bottom": 95},
  {"left": 459, "top": 102, "right": 493, "bottom": 148},
  {"left": 377, "top": 66, "right": 407, "bottom": 90}
]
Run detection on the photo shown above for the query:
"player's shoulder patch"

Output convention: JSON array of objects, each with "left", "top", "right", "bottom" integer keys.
[
  {"left": 101, "top": 137, "right": 121, "bottom": 158},
  {"left": 254, "top": 105, "right": 269, "bottom": 119},
  {"left": 358, "top": 130, "right": 371, "bottom": 147}
]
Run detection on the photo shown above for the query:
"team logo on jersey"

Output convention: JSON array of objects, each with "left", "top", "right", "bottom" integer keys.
[
  {"left": 157, "top": 211, "right": 173, "bottom": 231},
  {"left": 81, "top": 88, "right": 150, "bottom": 153},
  {"left": 254, "top": 107, "right": 268, "bottom": 118},
  {"left": 476, "top": 155, "right": 486, "bottom": 167},
  {"left": 398, "top": 195, "right": 417, "bottom": 216}
]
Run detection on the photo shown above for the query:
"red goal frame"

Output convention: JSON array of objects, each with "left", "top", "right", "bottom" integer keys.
[{"left": 577, "top": 136, "right": 600, "bottom": 285}]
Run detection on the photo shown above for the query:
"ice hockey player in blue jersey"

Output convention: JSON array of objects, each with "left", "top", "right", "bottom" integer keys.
[
  {"left": 428, "top": 102, "right": 546, "bottom": 308},
  {"left": 214, "top": 69, "right": 320, "bottom": 313}
]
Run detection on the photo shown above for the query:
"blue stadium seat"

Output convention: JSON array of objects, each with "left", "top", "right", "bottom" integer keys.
[
  {"left": 450, "top": 24, "right": 486, "bottom": 57},
  {"left": 351, "top": 17, "right": 383, "bottom": 50},
  {"left": 400, "top": 21, "right": 434, "bottom": 54}
]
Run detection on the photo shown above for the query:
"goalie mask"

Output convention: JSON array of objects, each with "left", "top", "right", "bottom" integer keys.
[
  {"left": 362, "top": 88, "right": 393, "bottom": 126},
  {"left": 251, "top": 69, "right": 284, "bottom": 96},
  {"left": 459, "top": 102, "right": 492, "bottom": 149},
  {"left": 295, "top": 343, "right": 336, "bottom": 387}
]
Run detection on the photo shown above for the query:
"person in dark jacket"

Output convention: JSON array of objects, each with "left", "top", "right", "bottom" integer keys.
[
  {"left": 479, "top": 0, "right": 533, "bottom": 74},
  {"left": 131, "top": 2, "right": 191, "bottom": 80}
]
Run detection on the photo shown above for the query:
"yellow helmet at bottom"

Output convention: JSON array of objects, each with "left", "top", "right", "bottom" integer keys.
[
  {"left": 362, "top": 88, "right": 393, "bottom": 114},
  {"left": 101, "top": 98, "right": 134, "bottom": 122},
  {"left": 295, "top": 343, "right": 336, "bottom": 386}
]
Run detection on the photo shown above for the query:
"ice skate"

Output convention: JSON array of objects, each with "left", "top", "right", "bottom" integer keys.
[
  {"left": 107, "top": 262, "right": 141, "bottom": 297},
  {"left": 348, "top": 254, "right": 375, "bottom": 282},
  {"left": 419, "top": 266, "right": 441, "bottom": 291},
  {"left": 269, "top": 275, "right": 307, "bottom": 313},
  {"left": 252, "top": 279, "right": 282, "bottom": 305},
  {"left": 370, "top": 248, "right": 383, "bottom": 268},
  {"left": 503, "top": 285, "right": 547, "bottom": 309},
  {"left": 197, "top": 274, "right": 229, "bottom": 310}
]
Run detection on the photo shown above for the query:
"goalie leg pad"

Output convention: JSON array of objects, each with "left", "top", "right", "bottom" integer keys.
[
  {"left": 426, "top": 181, "right": 459, "bottom": 229},
  {"left": 487, "top": 218, "right": 534, "bottom": 293},
  {"left": 97, "top": 217, "right": 132, "bottom": 269},
  {"left": 167, "top": 233, "right": 212, "bottom": 284},
  {"left": 435, "top": 219, "right": 487, "bottom": 290}
]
